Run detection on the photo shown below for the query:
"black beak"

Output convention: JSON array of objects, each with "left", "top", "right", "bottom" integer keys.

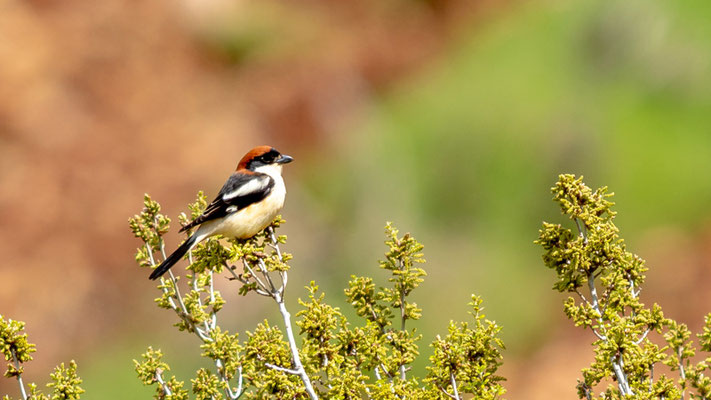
[{"left": 276, "top": 154, "right": 294, "bottom": 164}]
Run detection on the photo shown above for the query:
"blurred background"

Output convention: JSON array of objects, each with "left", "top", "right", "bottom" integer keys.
[{"left": 2, "top": 0, "right": 711, "bottom": 398}]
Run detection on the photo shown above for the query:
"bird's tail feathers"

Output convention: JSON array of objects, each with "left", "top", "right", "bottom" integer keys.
[{"left": 149, "top": 235, "right": 198, "bottom": 280}]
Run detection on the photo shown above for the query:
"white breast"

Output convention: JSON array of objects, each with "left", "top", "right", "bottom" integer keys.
[{"left": 198, "top": 166, "right": 286, "bottom": 240}]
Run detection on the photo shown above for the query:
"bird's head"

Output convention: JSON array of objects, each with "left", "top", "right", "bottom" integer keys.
[{"left": 238, "top": 146, "right": 293, "bottom": 175}]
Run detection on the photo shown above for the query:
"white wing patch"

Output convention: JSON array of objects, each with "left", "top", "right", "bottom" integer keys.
[{"left": 222, "top": 176, "right": 269, "bottom": 201}]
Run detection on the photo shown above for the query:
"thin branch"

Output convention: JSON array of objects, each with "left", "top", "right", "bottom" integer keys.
[
  {"left": 574, "top": 218, "right": 588, "bottom": 245},
  {"left": 263, "top": 233, "right": 319, "bottom": 400},
  {"left": 587, "top": 273, "right": 601, "bottom": 313},
  {"left": 574, "top": 288, "right": 589, "bottom": 304},
  {"left": 265, "top": 363, "right": 301, "bottom": 375},
  {"left": 226, "top": 266, "right": 271, "bottom": 297},
  {"left": 209, "top": 270, "right": 218, "bottom": 329},
  {"left": 321, "top": 352, "right": 333, "bottom": 390},
  {"left": 243, "top": 260, "right": 270, "bottom": 294},
  {"left": 586, "top": 274, "right": 608, "bottom": 343},
  {"left": 275, "top": 294, "right": 318, "bottom": 399},
  {"left": 268, "top": 228, "right": 283, "bottom": 260},
  {"left": 190, "top": 262, "right": 213, "bottom": 335},
  {"left": 148, "top": 241, "right": 211, "bottom": 341},
  {"left": 144, "top": 234, "right": 170, "bottom": 306},
  {"left": 146, "top": 243, "right": 157, "bottom": 266},
  {"left": 592, "top": 328, "right": 607, "bottom": 341},
  {"left": 586, "top": 270, "right": 632, "bottom": 397},
  {"left": 235, "top": 366, "right": 244, "bottom": 399},
  {"left": 379, "top": 363, "right": 393, "bottom": 380},
  {"left": 155, "top": 368, "right": 173, "bottom": 396},
  {"left": 450, "top": 372, "right": 461, "bottom": 400},
  {"left": 635, "top": 329, "right": 651, "bottom": 345},
  {"left": 11, "top": 349, "right": 28, "bottom": 400},
  {"left": 212, "top": 358, "right": 240, "bottom": 400},
  {"left": 150, "top": 254, "right": 215, "bottom": 343},
  {"left": 267, "top": 228, "right": 289, "bottom": 296},
  {"left": 280, "top": 270, "right": 288, "bottom": 294},
  {"left": 257, "top": 258, "right": 277, "bottom": 293},
  {"left": 166, "top": 271, "right": 191, "bottom": 320},
  {"left": 397, "top": 259, "right": 407, "bottom": 381},
  {"left": 612, "top": 354, "right": 633, "bottom": 396},
  {"left": 436, "top": 384, "right": 458, "bottom": 400},
  {"left": 628, "top": 274, "right": 640, "bottom": 300},
  {"left": 678, "top": 347, "right": 687, "bottom": 400}
]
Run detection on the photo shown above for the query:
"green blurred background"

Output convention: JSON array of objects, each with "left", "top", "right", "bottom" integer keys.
[{"left": 2, "top": 0, "right": 711, "bottom": 398}]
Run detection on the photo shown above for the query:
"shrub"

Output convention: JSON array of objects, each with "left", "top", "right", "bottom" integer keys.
[
  {"left": 0, "top": 316, "right": 83, "bottom": 400},
  {"left": 7, "top": 175, "right": 711, "bottom": 399},
  {"left": 537, "top": 174, "right": 711, "bottom": 400},
  {"left": 128, "top": 193, "right": 506, "bottom": 399}
]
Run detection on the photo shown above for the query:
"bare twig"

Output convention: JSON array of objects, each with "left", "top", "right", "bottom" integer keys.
[
  {"left": 155, "top": 368, "right": 173, "bottom": 396},
  {"left": 436, "top": 384, "right": 458, "bottom": 400},
  {"left": 243, "top": 260, "right": 270, "bottom": 293},
  {"left": 226, "top": 266, "right": 271, "bottom": 297},
  {"left": 235, "top": 365, "right": 244, "bottom": 399},
  {"left": 574, "top": 288, "right": 590, "bottom": 304},
  {"left": 265, "top": 363, "right": 301, "bottom": 375},
  {"left": 398, "top": 259, "right": 407, "bottom": 381},
  {"left": 268, "top": 228, "right": 283, "bottom": 260},
  {"left": 248, "top": 232, "right": 319, "bottom": 400},
  {"left": 635, "top": 329, "right": 651, "bottom": 345},
  {"left": 612, "top": 354, "right": 632, "bottom": 396},
  {"left": 678, "top": 347, "right": 687, "bottom": 400},
  {"left": 592, "top": 328, "right": 607, "bottom": 341},
  {"left": 450, "top": 372, "right": 461, "bottom": 400},
  {"left": 274, "top": 289, "right": 318, "bottom": 399},
  {"left": 209, "top": 270, "right": 218, "bottom": 329},
  {"left": 584, "top": 264, "right": 632, "bottom": 396},
  {"left": 11, "top": 349, "right": 28, "bottom": 400},
  {"left": 257, "top": 258, "right": 278, "bottom": 293},
  {"left": 574, "top": 218, "right": 588, "bottom": 245}
]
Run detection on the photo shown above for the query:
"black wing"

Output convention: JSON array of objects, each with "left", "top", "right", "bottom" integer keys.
[{"left": 180, "top": 172, "right": 274, "bottom": 233}]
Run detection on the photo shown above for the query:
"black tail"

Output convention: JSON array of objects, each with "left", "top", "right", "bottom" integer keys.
[{"left": 149, "top": 235, "right": 197, "bottom": 280}]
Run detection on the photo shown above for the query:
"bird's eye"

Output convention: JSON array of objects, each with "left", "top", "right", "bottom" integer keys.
[{"left": 261, "top": 152, "right": 278, "bottom": 163}]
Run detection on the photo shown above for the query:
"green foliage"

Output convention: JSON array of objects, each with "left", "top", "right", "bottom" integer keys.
[
  {"left": 200, "top": 328, "right": 241, "bottom": 382},
  {"left": 379, "top": 223, "right": 427, "bottom": 324},
  {"left": 129, "top": 194, "right": 171, "bottom": 258},
  {"left": 130, "top": 194, "right": 507, "bottom": 399},
  {"left": 0, "top": 315, "right": 84, "bottom": 400},
  {"left": 341, "top": 223, "right": 427, "bottom": 385},
  {"left": 134, "top": 347, "right": 188, "bottom": 400},
  {"left": 426, "top": 296, "right": 506, "bottom": 400},
  {"left": 537, "top": 174, "right": 711, "bottom": 399},
  {"left": 180, "top": 191, "right": 208, "bottom": 227},
  {"left": 47, "top": 362, "right": 84, "bottom": 400},
  {"left": 191, "top": 369, "right": 224, "bottom": 400},
  {"left": 22, "top": 175, "right": 711, "bottom": 400},
  {"left": 1, "top": 317, "right": 35, "bottom": 378}
]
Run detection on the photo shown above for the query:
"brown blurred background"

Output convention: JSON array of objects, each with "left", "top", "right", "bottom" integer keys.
[{"left": 2, "top": 0, "right": 711, "bottom": 398}]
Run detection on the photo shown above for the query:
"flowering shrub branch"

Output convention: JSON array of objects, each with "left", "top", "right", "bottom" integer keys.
[
  {"left": 128, "top": 194, "right": 507, "bottom": 399},
  {"left": 537, "top": 174, "right": 711, "bottom": 400},
  {"left": 0, "top": 316, "right": 84, "bottom": 400}
]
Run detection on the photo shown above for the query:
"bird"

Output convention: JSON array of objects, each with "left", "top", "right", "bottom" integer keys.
[{"left": 149, "top": 145, "right": 293, "bottom": 280}]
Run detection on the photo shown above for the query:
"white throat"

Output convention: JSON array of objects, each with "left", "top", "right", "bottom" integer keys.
[{"left": 254, "top": 164, "right": 284, "bottom": 180}]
